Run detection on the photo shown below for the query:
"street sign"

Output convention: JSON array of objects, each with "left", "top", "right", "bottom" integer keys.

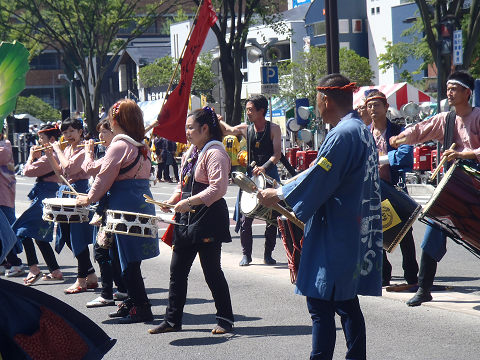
[
  {"left": 261, "top": 84, "right": 280, "bottom": 95},
  {"left": 261, "top": 66, "right": 278, "bottom": 84},
  {"left": 453, "top": 30, "right": 463, "bottom": 65}
]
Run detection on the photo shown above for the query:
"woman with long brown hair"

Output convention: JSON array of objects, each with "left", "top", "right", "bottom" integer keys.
[{"left": 77, "top": 99, "right": 159, "bottom": 323}]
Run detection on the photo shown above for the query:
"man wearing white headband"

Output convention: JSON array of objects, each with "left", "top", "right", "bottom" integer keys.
[{"left": 390, "top": 70, "right": 480, "bottom": 306}]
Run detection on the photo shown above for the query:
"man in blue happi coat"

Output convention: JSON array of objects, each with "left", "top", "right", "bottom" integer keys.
[{"left": 258, "top": 73, "right": 383, "bottom": 360}]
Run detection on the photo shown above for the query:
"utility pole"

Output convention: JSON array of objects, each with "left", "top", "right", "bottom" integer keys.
[{"left": 325, "top": 0, "right": 339, "bottom": 74}]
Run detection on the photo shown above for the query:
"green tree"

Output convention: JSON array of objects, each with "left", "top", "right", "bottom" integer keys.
[
  {"left": 191, "top": 52, "right": 216, "bottom": 100},
  {"left": 139, "top": 56, "right": 178, "bottom": 88},
  {"left": 139, "top": 52, "right": 216, "bottom": 100},
  {"left": 16, "top": 95, "right": 61, "bottom": 122},
  {"left": 0, "top": 0, "right": 178, "bottom": 133},
  {"left": 193, "top": 0, "right": 286, "bottom": 125},
  {"left": 279, "top": 47, "right": 373, "bottom": 106},
  {"left": 379, "top": 0, "right": 480, "bottom": 97}
]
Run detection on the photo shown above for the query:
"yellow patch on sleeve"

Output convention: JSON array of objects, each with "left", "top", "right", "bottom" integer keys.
[{"left": 317, "top": 157, "right": 332, "bottom": 172}]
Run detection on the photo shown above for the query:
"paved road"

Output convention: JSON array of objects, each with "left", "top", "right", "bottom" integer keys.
[{"left": 6, "top": 176, "right": 480, "bottom": 359}]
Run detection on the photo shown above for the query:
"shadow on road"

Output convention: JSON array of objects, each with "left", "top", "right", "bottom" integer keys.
[{"left": 167, "top": 324, "right": 315, "bottom": 347}]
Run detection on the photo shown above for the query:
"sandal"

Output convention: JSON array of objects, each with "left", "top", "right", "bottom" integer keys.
[
  {"left": 212, "top": 324, "right": 233, "bottom": 334},
  {"left": 24, "top": 272, "right": 42, "bottom": 286},
  {"left": 42, "top": 273, "right": 64, "bottom": 281},
  {"left": 86, "top": 282, "right": 98, "bottom": 289},
  {"left": 64, "top": 285, "right": 87, "bottom": 294}
]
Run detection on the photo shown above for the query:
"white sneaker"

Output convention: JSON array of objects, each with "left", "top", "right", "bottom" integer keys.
[
  {"left": 113, "top": 291, "right": 128, "bottom": 301},
  {"left": 5, "top": 265, "right": 25, "bottom": 277},
  {"left": 86, "top": 296, "right": 115, "bottom": 308}
]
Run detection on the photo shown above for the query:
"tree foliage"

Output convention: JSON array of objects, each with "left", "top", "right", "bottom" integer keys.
[
  {"left": 279, "top": 47, "right": 374, "bottom": 106},
  {"left": 192, "top": 0, "right": 287, "bottom": 125},
  {"left": 16, "top": 95, "right": 61, "bottom": 122},
  {"left": 138, "top": 52, "right": 215, "bottom": 99},
  {"left": 379, "top": 0, "right": 480, "bottom": 97},
  {"left": 0, "top": 0, "right": 178, "bottom": 133}
]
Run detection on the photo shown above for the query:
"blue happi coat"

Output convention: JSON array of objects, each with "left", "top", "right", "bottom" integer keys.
[
  {"left": 282, "top": 112, "right": 383, "bottom": 301},
  {"left": 107, "top": 179, "right": 159, "bottom": 272},
  {"left": 12, "top": 181, "right": 59, "bottom": 242}
]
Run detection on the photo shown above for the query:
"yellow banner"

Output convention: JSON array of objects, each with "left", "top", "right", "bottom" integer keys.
[{"left": 381, "top": 199, "right": 402, "bottom": 232}]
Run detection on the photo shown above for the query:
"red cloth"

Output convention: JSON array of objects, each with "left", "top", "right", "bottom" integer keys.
[
  {"left": 161, "top": 222, "right": 174, "bottom": 247},
  {"left": 14, "top": 306, "right": 89, "bottom": 360},
  {"left": 153, "top": 0, "right": 217, "bottom": 143}
]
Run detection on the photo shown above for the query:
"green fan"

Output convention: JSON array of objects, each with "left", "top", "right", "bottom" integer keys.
[{"left": 0, "top": 41, "right": 30, "bottom": 133}]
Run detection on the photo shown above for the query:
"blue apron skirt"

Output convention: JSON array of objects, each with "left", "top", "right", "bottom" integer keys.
[
  {"left": 12, "top": 181, "right": 59, "bottom": 243},
  {"left": 107, "top": 179, "right": 159, "bottom": 272},
  {"left": 55, "top": 180, "right": 93, "bottom": 257}
]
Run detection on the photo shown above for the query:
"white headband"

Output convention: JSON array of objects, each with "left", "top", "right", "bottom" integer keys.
[{"left": 447, "top": 79, "right": 472, "bottom": 91}]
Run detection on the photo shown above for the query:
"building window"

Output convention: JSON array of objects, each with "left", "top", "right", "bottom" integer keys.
[
  {"left": 371, "top": 8, "right": 375, "bottom": 15},
  {"left": 313, "top": 21, "right": 326, "bottom": 36},
  {"left": 340, "top": 42, "right": 350, "bottom": 50},
  {"left": 352, "top": 19, "right": 363, "bottom": 33},
  {"left": 339, "top": 19, "right": 349, "bottom": 34},
  {"left": 30, "top": 52, "right": 60, "bottom": 70},
  {"left": 376, "top": 7, "right": 380, "bottom": 13}
]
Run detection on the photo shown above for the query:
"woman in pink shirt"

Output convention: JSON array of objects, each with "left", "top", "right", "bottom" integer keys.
[
  {"left": 0, "top": 127, "right": 23, "bottom": 277},
  {"left": 12, "top": 124, "right": 64, "bottom": 285},
  {"left": 46, "top": 118, "right": 97, "bottom": 294},
  {"left": 81, "top": 119, "right": 128, "bottom": 308},
  {"left": 148, "top": 107, "right": 234, "bottom": 335},
  {"left": 77, "top": 99, "right": 159, "bottom": 324}
]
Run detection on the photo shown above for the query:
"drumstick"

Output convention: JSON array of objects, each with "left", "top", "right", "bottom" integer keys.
[
  {"left": 59, "top": 175, "right": 80, "bottom": 196},
  {"left": 270, "top": 203, "right": 305, "bottom": 230},
  {"left": 62, "top": 190, "right": 88, "bottom": 196},
  {"left": 77, "top": 140, "right": 106, "bottom": 147},
  {"left": 429, "top": 143, "right": 456, "bottom": 182},
  {"left": 33, "top": 140, "right": 68, "bottom": 152},
  {"left": 393, "top": 137, "right": 407, "bottom": 146},
  {"left": 143, "top": 194, "right": 195, "bottom": 213},
  {"left": 282, "top": 171, "right": 303, "bottom": 185}
]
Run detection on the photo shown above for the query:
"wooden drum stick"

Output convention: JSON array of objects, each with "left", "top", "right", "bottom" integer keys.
[{"left": 429, "top": 143, "right": 456, "bottom": 182}]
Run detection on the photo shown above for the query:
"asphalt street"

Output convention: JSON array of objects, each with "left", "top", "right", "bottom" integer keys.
[{"left": 5, "top": 175, "right": 480, "bottom": 360}]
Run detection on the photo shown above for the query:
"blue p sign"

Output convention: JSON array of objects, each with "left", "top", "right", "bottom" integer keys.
[{"left": 261, "top": 66, "right": 278, "bottom": 84}]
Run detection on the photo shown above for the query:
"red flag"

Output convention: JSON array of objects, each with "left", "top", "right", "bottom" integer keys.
[{"left": 153, "top": 0, "right": 217, "bottom": 143}]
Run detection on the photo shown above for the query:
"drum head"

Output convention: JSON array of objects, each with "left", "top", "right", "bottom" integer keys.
[
  {"left": 252, "top": 174, "right": 266, "bottom": 190},
  {"left": 43, "top": 198, "right": 78, "bottom": 206},
  {"left": 240, "top": 191, "right": 259, "bottom": 214}
]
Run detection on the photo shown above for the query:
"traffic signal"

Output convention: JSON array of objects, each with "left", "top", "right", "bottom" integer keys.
[{"left": 440, "top": 21, "right": 454, "bottom": 56}]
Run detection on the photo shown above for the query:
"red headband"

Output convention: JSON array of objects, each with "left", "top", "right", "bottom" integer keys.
[
  {"left": 316, "top": 82, "right": 357, "bottom": 92},
  {"left": 38, "top": 124, "right": 59, "bottom": 134},
  {"left": 364, "top": 95, "right": 387, "bottom": 105}
]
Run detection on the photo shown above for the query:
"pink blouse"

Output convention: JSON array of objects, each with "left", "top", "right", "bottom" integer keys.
[
  {"left": 24, "top": 155, "right": 59, "bottom": 183},
  {"left": 0, "top": 139, "right": 15, "bottom": 208},
  {"left": 178, "top": 143, "right": 231, "bottom": 207},
  {"left": 61, "top": 145, "right": 89, "bottom": 183},
  {"left": 401, "top": 107, "right": 480, "bottom": 162},
  {"left": 88, "top": 138, "right": 151, "bottom": 204},
  {"left": 81, "top": 151, "right": 102, "bottom": 177}
]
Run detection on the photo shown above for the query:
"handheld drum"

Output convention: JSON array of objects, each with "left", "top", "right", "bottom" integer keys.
[
  {"left": 42, "top": 198, "right": 89, "bottom": 223},
  {"left": 105, "top": 210, "right": 179, "bottom": 238},
  {"left": 380, "top": 180, "right": 422, "bottom": 253},
  {"left": 420, "top": 160, "right": 480, "bottom": 258},
  {"left": 239, "top": 173, "right": 275, "bottom": 225}
]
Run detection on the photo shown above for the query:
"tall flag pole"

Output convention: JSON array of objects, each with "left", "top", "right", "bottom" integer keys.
[{"left": 149, "top": 0, "right": 217, "bottom": 143}]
